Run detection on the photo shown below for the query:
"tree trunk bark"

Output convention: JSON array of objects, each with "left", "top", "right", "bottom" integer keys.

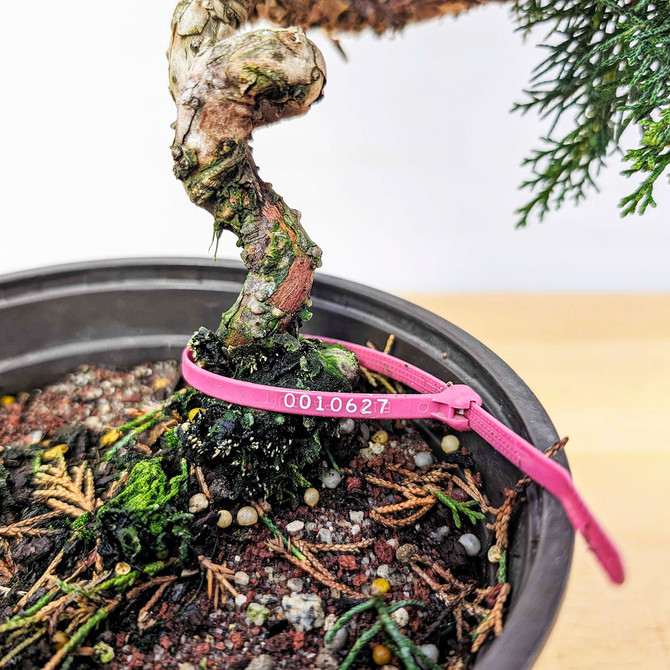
[
  {"left": 170, "top": 19, "right": 325, "bottom": 346},
  {"left": 168, "top": 0, "right": 504, "bottom": 346}
]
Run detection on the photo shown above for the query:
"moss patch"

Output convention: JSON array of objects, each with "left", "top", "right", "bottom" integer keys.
[{"left": 95, "top": 458, "right": 192, "bottom": 566}]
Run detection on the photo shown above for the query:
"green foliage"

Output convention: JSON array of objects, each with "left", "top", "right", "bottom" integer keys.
[
  {"left": 104, "top": 412, "right": 163, "bottom": 465},
  {"left": 45, "top": 599, "right": 115, "bottom": 666},
  {"left": 0, "top": 559, "right": 169, "bottom": 669},
  {"left": 0, "top": 591, "right": 55, "bottom": 634},
  {"left": 498, "top": 548, "right": 508, "bottom": 583},
  {"left": 326, "top": 597, "right": 440, "bottom": 670},
  {"left": 429, "top": 488, "right": 485, "bottom": 529},
  {"left": 620, "top": 108, "right": 670, "bottom": 214},
  {"left": 259, "top": 512, "right": 307, "bottom": 560},
  {"left": 513, "top": 0, "right": 670, "bottom": 224},
  {"left": 114, "top": 409, "right": 161, "bottom": 435},
  {"left": 95, "top": 458, "right": 192, "bottom": 566},
  {"left": 71, "top": 512, "right": 95, "bottom": 542}
]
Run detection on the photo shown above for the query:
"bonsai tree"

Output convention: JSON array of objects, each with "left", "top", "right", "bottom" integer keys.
[
  {"left": 0, "top": 2, "right": 648, "bottom": 667},
  {"left": 168, "top": 1, "right": 670, "bottom": 289}
]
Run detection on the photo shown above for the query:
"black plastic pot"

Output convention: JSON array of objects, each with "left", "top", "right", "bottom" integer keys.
[{"left": 0, "top": 258, "right": 573, "bottom": 669}]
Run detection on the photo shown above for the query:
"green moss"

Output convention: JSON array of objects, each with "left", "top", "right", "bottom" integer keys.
[
  {"left": 95, "top": 458, "right": 192, "bottom": 566},
  {"left": 71, "top": 513, "right": 95, "bottom": 543},
  {"left": 227, "top": 332, "right": 358, "bottom": 391},
  {"left": 94, "top": 642, "right": 115, "bottom": 664},
  {"left": 163, "top": 426, "right": 180, "bottom": 450}
]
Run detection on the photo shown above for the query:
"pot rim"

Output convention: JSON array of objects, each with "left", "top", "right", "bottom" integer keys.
[{"left": 0, "top": 256, "right": 575, "bottom": 669}]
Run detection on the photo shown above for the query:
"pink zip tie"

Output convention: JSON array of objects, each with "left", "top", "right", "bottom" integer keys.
[{"left": 181, "top": 337, "right": 624, "bottom": 584}]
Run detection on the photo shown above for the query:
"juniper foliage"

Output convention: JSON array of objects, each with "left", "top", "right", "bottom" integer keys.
[
  {"left": 429, "top": 488, "right": 486, "bottom": 529},
  {"left": 513, "top": 0, "right": 670, "bottom": 225},
  {"left": 325, "top": 597, "right": 441, "bottom": 670}
]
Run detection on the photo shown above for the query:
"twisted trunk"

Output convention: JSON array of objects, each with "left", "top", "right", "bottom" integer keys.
[
  {"left": 168, "top": 0, "right": 501, "bottom": 346},
  {"left": 170, "top": 20, "right": 325, "bottom": 346}
]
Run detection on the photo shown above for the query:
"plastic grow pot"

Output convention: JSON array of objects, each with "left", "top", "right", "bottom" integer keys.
[{"left": 0, "top": 257, "right": 574, "bottom": 670}]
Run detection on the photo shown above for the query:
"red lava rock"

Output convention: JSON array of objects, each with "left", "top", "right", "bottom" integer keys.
[
  {"left": 215, "top": 642, "right": 226, "bottom": 651},
  {"left": 264, "top": 632, "right": 292, "bottom": 653},
  {"left": 346, "top": 477, "right": 362, "bottom": 492},
  {"left": 451, "top": 488, "right": 469, "bottom": 502},
  {"left": 0, "top": 362, "right": 179, "bottom": 448},
  {"left": 352, "top": 573, "right": 369, "bottom": 587},
  {"left": 374, "top": 540, "right": 394, "bottom": 564},
  {"left": 195, "top": 642, "right": 210, "bottom": 654},
  {"left": 338, "top": 555, "right": 357, "bottom": 570},
  {"left": 414, "top": 583, "right": 431, "bottom": 600},
  {"left": 230, "top": 632, "right": 244, "bottom": 650},
  {"left": 0, "top": 402, "right": 23, "bottom": 446},
  {"left": 129, "top": 652, "right": 145, "bottom": 668},
  {"left": 116, "top": 633, "right": 127, "bottom": 649},
  {"left": 159, "top": 635, "right": 172, "bottom": 650},
  {"left": 293, "top": 630, "right": 306, "bottom": 651},
  {"left": 250, "top": 627, "right": 261, "bottom": 636}
]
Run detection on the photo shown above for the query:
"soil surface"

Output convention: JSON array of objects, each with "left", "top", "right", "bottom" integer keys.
[{"left": 0, "top": 361, "right": 515, "bottom": 670}]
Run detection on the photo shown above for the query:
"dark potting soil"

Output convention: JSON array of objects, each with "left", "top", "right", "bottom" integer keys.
[{"left": 0, "top": 361, "right": 518, "bottom": 670}]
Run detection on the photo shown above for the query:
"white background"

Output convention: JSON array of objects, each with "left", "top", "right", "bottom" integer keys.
[{"left": 1, "top": 1, "right": 668, "bottom": 292}]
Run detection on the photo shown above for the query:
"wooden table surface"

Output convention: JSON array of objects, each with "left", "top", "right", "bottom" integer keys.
[{"left": 402, "top": 294, "right": 670, "bottom": 670}]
